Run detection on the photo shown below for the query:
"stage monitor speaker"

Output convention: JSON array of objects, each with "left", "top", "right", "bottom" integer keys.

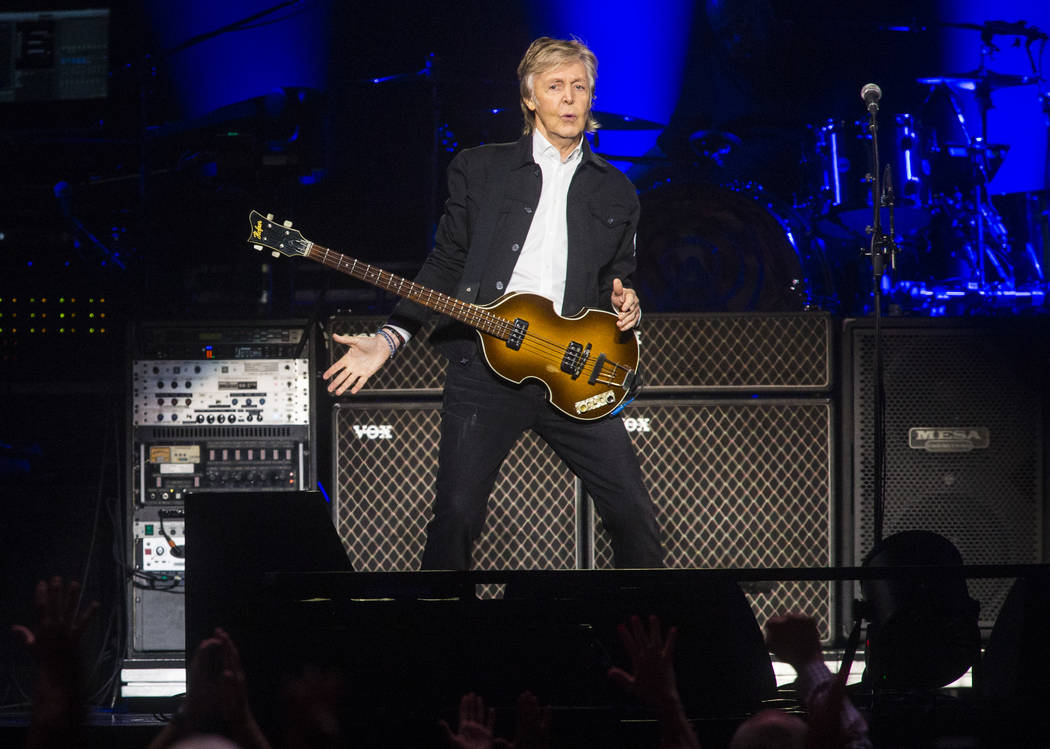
[
  {"left": 844, "top": 318, "right": 1048, "bottom": 631},
  {"left": 184, "top": 490, "right": 351, "bottom": 658},
  {"left": 248, "top": 570, "right": 777, "bottom": 735},
  {"left": 332, "top": 402, "right": 581, "bottom": 575},
  {"left": 590, "top": 398, "right": 835, "bottom": 642},
  {"left": 980, "top": 572, "right": 1050, "bottom": 711}
]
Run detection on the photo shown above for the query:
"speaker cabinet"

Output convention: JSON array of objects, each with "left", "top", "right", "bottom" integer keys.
[
  {"left": 327, "top": 311, "right": 832, "bottom": 394},
  {"left": 332, "top": 402, "right": 581, "bottom": 573},
  {"left": 591, "top": 398, "right": 835, "bottom": 641},
  {"left": 844, "top": 318, "right": 1048, "bottom": 630},
  {"left": 637, "top": 312, "right": 832, "bottom": 393}
]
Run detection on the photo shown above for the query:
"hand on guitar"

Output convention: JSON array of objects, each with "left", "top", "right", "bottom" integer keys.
[
  {"left": 324, "top": 333, "right": 394, "bottom": 396},
  {"left": 611, "top": 278, "right": 641, "bottom": 331}
]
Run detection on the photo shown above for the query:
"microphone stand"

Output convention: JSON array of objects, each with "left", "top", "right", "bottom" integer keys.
[
  {"left": 841, "top": 93, "right": 895, "bottom": 690},
  {"left": 864, "top": 101, "right": 889, "bottom": 548}
]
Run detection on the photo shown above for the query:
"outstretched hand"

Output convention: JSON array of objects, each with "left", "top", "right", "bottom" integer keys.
[
  {"left": 323, "top": 333, "right": 392, "bottom": 396},
  {"left": 499, "top": 690, "right": 550, "bottom": 749},
  {"left": 439, "top": 692, "right": 497, "bottom": 749},
  {"left": 12, "top": 576, "right": 100, "bottom": 749},
  {"left": 178, "top": 627, "right": 270, "bottom": 749},
  {"left": 12, "top": 576, "right": 99, "bottom": 668},
  {"left": 607, "top": 614, "right": 680, "bottom": 707},
  {"left": 439, "top": 691, "right": 551, "bottom": 749},
  {"left": 611, "top": 278, "right": 641, "bottom": 331},
  {"left": 608, "top": 614, "right": 701, "bottom": 749}
]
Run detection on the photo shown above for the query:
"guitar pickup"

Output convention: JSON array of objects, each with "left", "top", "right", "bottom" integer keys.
[
  {"left": 587, "top": 353, "right": 607, "bottom": 385},
  {"left": 561, "top": 341, "right": 591, "bottom": 378},
  {"left": 506, "top": 318, "right": 528, "bottom": 350}
]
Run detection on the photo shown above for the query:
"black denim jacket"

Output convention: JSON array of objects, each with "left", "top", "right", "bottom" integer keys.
[{"left": 387, "top": 133, "right": 640, "bottom": 363}]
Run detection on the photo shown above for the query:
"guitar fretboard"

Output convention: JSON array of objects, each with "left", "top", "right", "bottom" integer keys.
[{"left": 305, "top": 241, "right": 511, "bottom": 338}]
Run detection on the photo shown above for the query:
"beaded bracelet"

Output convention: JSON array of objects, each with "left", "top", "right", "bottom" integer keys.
[
  {"left": 377, "top": 328, "right": 399, "bottom": 360},
  {"left": 382, "top": 325, "right": 405, "bottom": 348}
]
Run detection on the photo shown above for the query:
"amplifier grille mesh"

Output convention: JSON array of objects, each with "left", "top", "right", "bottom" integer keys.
[
  {"left": 593, "top": 400, "right": 834, "bottom": 641},
  {"left": 333, "top": 403, "right": 578, "bottom": 578},
  {"left": 850, "top": 324, "right": 1045, "bottom": 629},
  {"left": 638, "top": 313, "right": 830, "bottom": 391}
]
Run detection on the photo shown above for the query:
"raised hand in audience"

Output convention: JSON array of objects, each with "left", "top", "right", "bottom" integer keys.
[
  {"left": 280, "top": 666, "right": 344, "bottom": 749},
  {"left": 439, "top": 690, "right": 551, "bottom": 749},
  {"left": 763, "top": 613, "right": 822, "bottom": 671},
  {"left": 502, "top": 690, "right": 550, "bottom": 749},
  {"left": 12, "top": 576, "right": 100, "bottom": 749},
  {"left": 764, "top": 614, "right": 871, "bottom": 749},
  {"left": 607, "top": 614, "right": 701, "bottom": 749},
  {"left": 148, "top": 628, "right": 271, "bottom": 749},
  {"left": 438, "top": 691, "right": 497, "bottom": 749}
]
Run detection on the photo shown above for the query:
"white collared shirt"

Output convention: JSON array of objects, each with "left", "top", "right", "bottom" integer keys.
[
  {"left": 505, "top": 130, "right": 583, "bottom": 313},
  {"left": 386, "top": 131, "right": 583, "bottom": 346}
]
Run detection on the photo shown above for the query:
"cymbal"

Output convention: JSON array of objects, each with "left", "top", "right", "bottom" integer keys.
[
  {"left": 592, "top": 152, "right": 671, "bottom": 164},
  {"left": 593, "top": 111, "right": 665, "bottom": 130},
  {"left": 918, "top": 69, "right": 1037, "bottom": 90}
]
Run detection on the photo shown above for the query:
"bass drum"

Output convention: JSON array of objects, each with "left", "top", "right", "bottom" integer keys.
[{"left": 634, "top": 179, "right": 836, "bottom": 312}]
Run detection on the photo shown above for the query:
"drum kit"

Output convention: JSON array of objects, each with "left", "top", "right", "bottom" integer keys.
[{"left": 621, "top": 20, "right": 1049, "bottom": 315}]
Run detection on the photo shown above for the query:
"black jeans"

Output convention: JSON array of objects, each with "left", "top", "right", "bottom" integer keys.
[{"left": 420, "top": 355, "right": 663, "bottom": 570}]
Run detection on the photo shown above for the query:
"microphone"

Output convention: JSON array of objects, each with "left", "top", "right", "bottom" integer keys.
[
  {"left": 861, "top": 83, "right": 882, "bottom": 113},
  {"left": 883, "top": 163, "right": 894, "bottom": 198}
]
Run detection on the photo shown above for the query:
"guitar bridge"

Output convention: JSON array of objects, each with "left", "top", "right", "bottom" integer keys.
[
  {"left": 561, "top": 341, "right": 591, "bottom": 378},
  {"left": 507, "top": 318, "right": 528, "bottom": 350}
]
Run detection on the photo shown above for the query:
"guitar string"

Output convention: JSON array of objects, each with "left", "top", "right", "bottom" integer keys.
[
  {"left": 341, "top": 254, "right": 627, "bottom": 385},
  {"left": 307, "top": 241, "right": 633, "bottom": 386}
]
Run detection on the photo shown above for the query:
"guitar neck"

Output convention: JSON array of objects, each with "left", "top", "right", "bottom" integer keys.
[{"left": 303, "top": 241, "right": 505, "bottom": 336}]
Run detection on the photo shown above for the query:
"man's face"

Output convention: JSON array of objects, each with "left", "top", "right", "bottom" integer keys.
[{"left": 525, "top": 60, "right": 591, "bottom": 152}]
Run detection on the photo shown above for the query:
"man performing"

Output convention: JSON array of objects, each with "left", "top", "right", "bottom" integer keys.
[{"left": 323, "top": 36, "right": 663, "bottom": 571}]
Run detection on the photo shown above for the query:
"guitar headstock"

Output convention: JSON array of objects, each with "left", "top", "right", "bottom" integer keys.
[{"left": 248, "top": 210, "right": 309, "bottom": 258}]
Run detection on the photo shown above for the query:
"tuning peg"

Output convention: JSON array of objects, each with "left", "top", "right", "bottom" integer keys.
[
  {"left": 271, "top": 251, "right": 281, "bottom": 258},
  {"left": 283, "top": 220, "right": 293, "bottom": 228},
  {"left": 265, "top": 213, "right": 274, "bottom": 221},
  {"left": 253, "top": 244, "right": 263, "bottom": 251}
]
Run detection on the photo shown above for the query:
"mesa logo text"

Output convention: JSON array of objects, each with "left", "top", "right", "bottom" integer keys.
[{"left": 908, "top": 427, "right": 990, "bottom": 453}]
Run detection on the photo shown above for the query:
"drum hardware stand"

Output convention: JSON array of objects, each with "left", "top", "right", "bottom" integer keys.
[{"left": 968, "top": 23, "right": 1039, "bottom": 291}]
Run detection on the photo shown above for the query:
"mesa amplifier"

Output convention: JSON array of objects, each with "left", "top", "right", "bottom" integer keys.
[
  {"left": 844, "top": 318, "right": 1048, "bottom": 631},
  {"left": 590, "top": 398, "right": 836, "bottom": 642},
  {"left": 326, "top": 311, "right": 831, "bottom": 395}
]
